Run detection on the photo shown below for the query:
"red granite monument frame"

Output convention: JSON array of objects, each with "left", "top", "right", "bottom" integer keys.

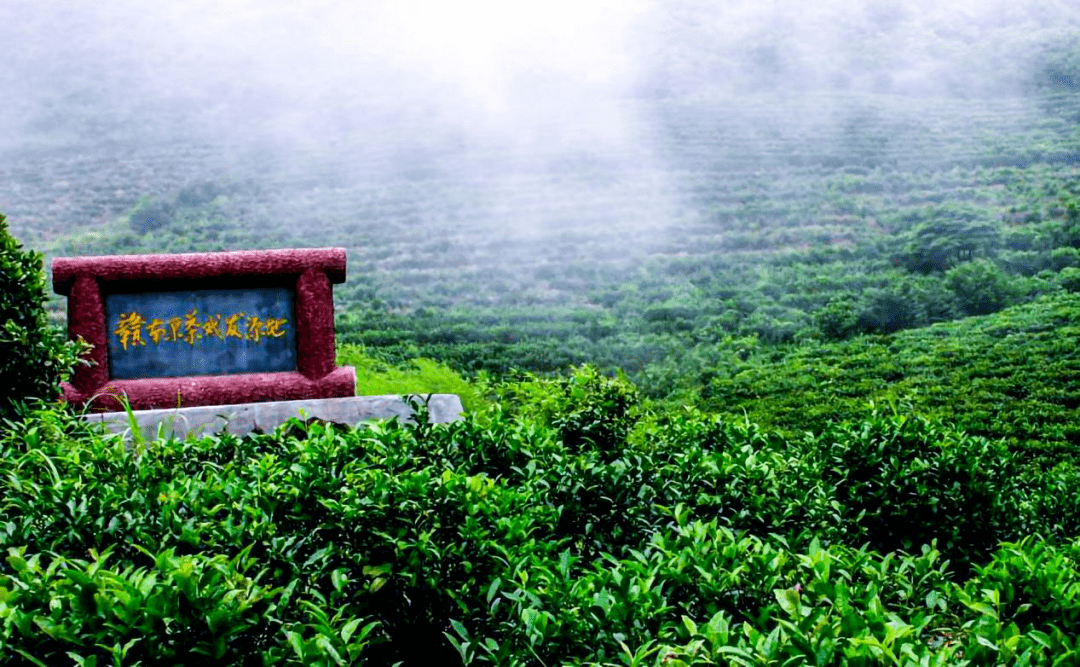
[{"left": 53, "top": 248, "right": 356, "bottom": 411}]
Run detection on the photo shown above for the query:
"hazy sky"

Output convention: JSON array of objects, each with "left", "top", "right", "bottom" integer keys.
[
  {"left": 5, "top": 0, "right": 1077, "bottom": 147},
  {"left": 24, "top": 0, "right": 649, "bottom": 153},
  {"left": 2, "top": 0, "right": 1078, "bottom": 244}
]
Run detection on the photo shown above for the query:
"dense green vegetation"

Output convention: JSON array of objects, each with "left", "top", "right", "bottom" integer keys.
[
  {"left": 702, "top": 292, "right": 1080, "bottom": 466},
  {"left": 35, "top": 102, "right": 1080, "bottom": 400},
  {"left": 0, "top": 213, "right": 85, "bottom": 420},
  {"left": 4, "top": 369, "right": 1080, "bottom": 665}
]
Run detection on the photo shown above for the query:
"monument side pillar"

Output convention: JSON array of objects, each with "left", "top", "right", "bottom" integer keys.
[
  {"left": 66, "top": 274, "right": 108, "bottom": 395},
  {"left": 296, "top": 267, "right": 336, "bottom": 381}
]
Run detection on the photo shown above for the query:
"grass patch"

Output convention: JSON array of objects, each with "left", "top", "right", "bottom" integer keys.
[{"left": 337, "top": 343, "right": 484, "bottom": 412}]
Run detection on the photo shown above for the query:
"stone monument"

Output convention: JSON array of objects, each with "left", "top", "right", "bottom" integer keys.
[{"left": 52, "top": 248, "right": 461, "bottom": 438}]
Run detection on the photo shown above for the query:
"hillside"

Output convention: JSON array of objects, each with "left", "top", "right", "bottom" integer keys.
[
  {"left": 704, "top": 291, "right": 1080, "bottom": 465},
  {"left": 2, "top": 1, "right": 1080, "bottom": 401},
  {"left": 14, "top": 88, "right": 1080, "bottom": 381}
]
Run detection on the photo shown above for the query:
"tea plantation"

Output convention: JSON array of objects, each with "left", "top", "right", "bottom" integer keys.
[
  {"left": 5, "top": 6, "right": 1080, "bottom": 663},
  {"left": 5, "top": 367, "right": 1080, "bottom": 665},
  {"left": 5, "top": 210, "right": 1080, "bottom": 663}
]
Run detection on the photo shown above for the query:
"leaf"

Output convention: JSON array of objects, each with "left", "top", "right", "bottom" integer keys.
[
  {"left": 6, "top": 551, "right": 28, "bottom": 573},
  {"left": 286, "top": 630, "right": 306, "bottom": 659},
  {"left": 775, "top": 588, "right": 800, "bottom": 616},
  {"left": 65, "top": 654, "right": 98, "bottom": 667},
  {"left": 362, "top": 563, "right": 392, "bottom": 577},
  {"left": 331, "top": 568, "right": 347, "bottom": 592},
  {"left": 487, "top": 577, "right": 502, "bottom": 605},
  {"left": 316, "top": 635, "right": 347, "bottom": 666},
  {"left": 449, "top": 619, "right": 470, "bottom": 640},
  {"left": 340, "top": 618, "right": 362, "bottom": 644},
  {"left": 14, "top": 649, "right": 50, "bottom": 667},
  {"left": 681, "top": 616, "right": 699, "bottom": 638}
]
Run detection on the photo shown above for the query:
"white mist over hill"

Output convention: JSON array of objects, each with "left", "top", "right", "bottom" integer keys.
[
  {"left": 1, "top": 0, "right": 676, "bottom": 246},
  {"left": 1, "top": 0, "right": 1078, "bottom": 288}
]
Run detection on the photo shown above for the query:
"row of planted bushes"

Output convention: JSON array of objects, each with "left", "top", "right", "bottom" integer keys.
[
  {"left": 3, "top": 368, "right": 1080, "bottom": 665},
  {"left": 701, "top": 291, "right": 1080, "bottom": 467}
]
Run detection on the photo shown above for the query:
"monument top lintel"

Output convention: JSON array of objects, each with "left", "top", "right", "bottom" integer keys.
[{"left": 53, "top": 247, "right": 347, "bottom": 294}]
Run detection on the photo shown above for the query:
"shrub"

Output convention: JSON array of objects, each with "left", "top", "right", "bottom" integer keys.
[
  {"left": 814, "top": 296, "right": 860, "bottom": 340},
  {"left": 127, "top": 197, "right": 176, "bottom": 234},
  {"left": 818, "top": 409, "right": 1015, "bottom": 574},
  {"left": 501, "top": 365, "right": 641, "bottom": 457},
  {"left": 5, "top": 377, "right": 1080, "bottom": 664},
  {"left": 894, "top": 212, "right": 1000, "bottom": 274},
  {"left": 0, "top": 213, "right": 86, "bottom": 420},
  {"left": 1060, "top": 266, "right": 1080, "bottom": 293},
  {"left": 944, "top": 259, "right": 1018, "bottom": 316},
  {"left": 1031, "top": 33, "right": 1080, "bottom": 92},
  {"left": 175, "top": 181, "right": 224, "bottom": 207},
  {"left": 857, "top": 289, "right": 917, "bottom": 333},
  {"left": 547, "top": 366, "right": 641, "bottom": 456}
]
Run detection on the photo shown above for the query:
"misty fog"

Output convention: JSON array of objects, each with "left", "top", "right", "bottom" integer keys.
[{"left": 1, "top": 0, "right": 1078, "bottom": 303}]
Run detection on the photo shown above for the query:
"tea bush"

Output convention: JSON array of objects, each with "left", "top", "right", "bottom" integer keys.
[
  {"left": 705, "top": 292, "right": 1080, "bottom": 467},
  {"left": 816, "top": 409, "right": 1016, "bottom": 573},
  {"left": 4, "top": 378, "right": 1080, "bottom": 664},
  {"left": 127, "top": 197, "right": 176, "bottom": 234},
  {"left": 508, "top": 365, "right": 641, "bottom": 458}
]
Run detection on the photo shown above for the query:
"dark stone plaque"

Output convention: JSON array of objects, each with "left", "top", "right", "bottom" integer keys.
[
  {"left": 54, "top": 248, "right": 354, "bottom": 411},
  {"left": 105, "top": 287, "right": 297, "bottom": 379}
]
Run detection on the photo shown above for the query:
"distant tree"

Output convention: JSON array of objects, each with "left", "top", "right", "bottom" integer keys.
[
  {"left": 1052, "top": 200, "right": 1080, "bottom": 249},
  {"left": 176, "top": 181, "right": 224, "bottom": 207},
  {"left": 857, "top": 289, "right": 916, "bottom": 334},
  {"left": 814, "top": 296, "right": 861, "bottom": 340},
  {"left": 895, "top": 207, "right": 1000, "bottom": 274},
  {"left": 903, "top": 274, "right": 961, "bottom": 325},
  {"left": 1058, "top": 267, "right": 1080, "bottom": 293},
  {"left": 740, "top": 304, "right": 809, "bottom": 343},
  {"left": 944, "top": 259, "right": 1018, "bottom": 316},
  {"left": 128, "top": 196, "right": 176, "bottom": 234},
  {"left": 1049, "top": 246, "right": 1080, "bottom": 272}
]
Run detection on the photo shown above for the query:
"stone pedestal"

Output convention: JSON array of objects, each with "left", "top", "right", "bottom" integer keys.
[{"left": 85, "top": 394, "right": 464, "bottom": 441}]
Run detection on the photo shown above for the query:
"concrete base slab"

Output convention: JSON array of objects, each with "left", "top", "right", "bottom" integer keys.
[{"left": 85, "top": 394, "right": 464, "bottom": 441}]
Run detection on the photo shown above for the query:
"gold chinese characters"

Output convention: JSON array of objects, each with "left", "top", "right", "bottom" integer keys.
[{"left": 113, "top": 309, "right": 289, "bottom": 350}]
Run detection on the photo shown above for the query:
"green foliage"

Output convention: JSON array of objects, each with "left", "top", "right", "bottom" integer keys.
[
  {"left": 856, "top": 288, "right": 918, "bottom": 334},
  {"left": 2, "top": 545, "right": 287, "bottom": 664},
  {"left": 37, "top": 154, "right": 1080, "bottom": 400},
  {"left": 127, "top": 196, "right": 176, "bottom": 234},
  {"left": 9, "top": 23, "right": 1080, "bottom": 664},
  {"left": 817, "top": 409, "right": 1014, "bottom": 573},
  {"left": 513, "top": 366, "right": 641, "bottom": 456},
  {"left": 1054, "top": 199, "right": 1080, "bottom": 248},
  {"left": 894, "top": 208, "right": 1000, "bottom": 274},
  {"left": 336, "top": 343, "right": 484, "bottom": 412},
  {"left": 175, "top": 181, "right": 225, "bottom": 208},
  {"left": 0, "top": 213, "right": 86, "bottom": 419},
  {"left": 814, "top": 296, "right": 860, "bottom": 340},
  {"left": 705, "top": 292, "right": 1080, "bottom": 466},
  {"left": 4, "top": 383, "right": 1080, "bottom": 665},
  {"left": 1031, "top": 33, "right": 1080, "bottom": 92},
  {"left": 1059, "top": 266, "right": 1080, "bottom": 292},
  {"left": 944, "top": 258, "right": 1018, "bottom": 316}
]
